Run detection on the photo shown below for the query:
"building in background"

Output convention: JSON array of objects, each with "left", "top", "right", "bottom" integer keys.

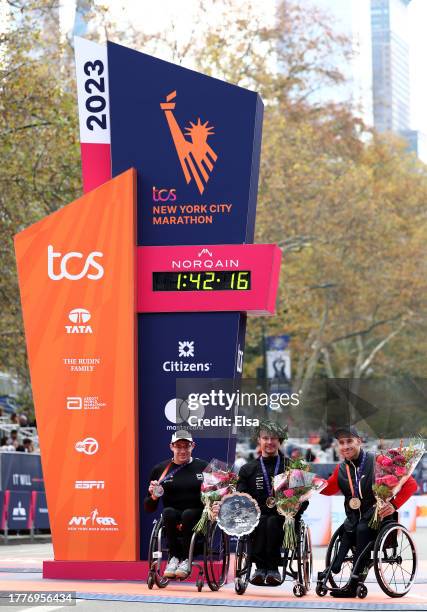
[{"left": 305, "top": 0, "right": 374, "bottom": 127}]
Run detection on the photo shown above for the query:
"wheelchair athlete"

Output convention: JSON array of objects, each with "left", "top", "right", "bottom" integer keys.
[
  {"left": 144, "top": 430, "right": 208, "bottom": 579},
  {"left": 215, "top": 420, "right": 308, "bottom": 586},
  {"left": 320, "top": 427, "right": 417, "bottom": 598}
]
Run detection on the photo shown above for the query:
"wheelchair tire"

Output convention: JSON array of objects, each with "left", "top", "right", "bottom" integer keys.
[
  {"left": 315, "top": 584, "right": 328, "bottom": 597},
  {"left": 234, "top": 536, "right": 251, "bottom": 595},
  {"left": 325, "top": 526, "right": 354, "bottom": 590},
  {"left": 204, "top": 520, "right": 230, "bottom": 591},
  {"left": 147, "top": 517, "right": 169, "bottom": 588},
  {"left": 297, "top": 522, "right": 312, "bottom": 593},
  {"left": 373, "top": 522, "right": 417, "bottom": 598},
  {"left": 147, "top": 573, "right": 155, "bottom": 590}
]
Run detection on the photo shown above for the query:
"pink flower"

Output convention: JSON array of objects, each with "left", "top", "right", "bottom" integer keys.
[
  {"left": 376, "top": 475, "right": 399, "bottom": 488},
  {"left": 283, "top": 489, "right": 295, "bottom": 498},
  {"left": 378, "top": 456, "right": 393, "bottom": 467},
  {"left": 392, "top": 454, "right": 406, "bottom": 466},
  {"left": 394, "top": 466, "right": 407, "bottom": 477}
]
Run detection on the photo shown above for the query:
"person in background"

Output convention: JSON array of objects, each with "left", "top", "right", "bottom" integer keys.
[{"left": 16, "top": 438, "right": 34, "bottom": 453}]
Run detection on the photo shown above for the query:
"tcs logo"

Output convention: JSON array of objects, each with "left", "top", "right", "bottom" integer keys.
[
  {"left": 152, "top": 186, "right": 176, "bottom": 202},
  {"left": 47, "top": 245, "right": 104, "bottom": 281}
]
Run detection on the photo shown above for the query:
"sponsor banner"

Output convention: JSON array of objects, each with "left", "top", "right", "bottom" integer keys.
[
  {"left": 106, "top": 43, "right": 262, "bottom": 556},
  {"left": 33, "top": 491, "right": 50, "bottom": 530},
  {"left": 14, "top": 170, "right": 138, "bottom": 561},
  {"left": 0, "top": 491, "right": 4, "bottom": 530},
  {"left": 416, "top": 494, "right": 427, "bottom": 527},
  {"left": 7, "top": 490, "right": 31, "bottom": 530},
  {"left": 398, "top": 496, "right": 417, "bottom": 532},
  {"left": 266, "top": 335, "right": 291, "bottom": 381},
  {"left": 331, "top": 495, "right": 348, "bottom": 536},
  {"left": 0, "top": 453, "right": 44, "bottom": 491},
  {"left": 107, "top": 40, "right": 263, "bottom": 246},
  {"left": 74, "top": 37, "right": 111, "bottom": 193}
]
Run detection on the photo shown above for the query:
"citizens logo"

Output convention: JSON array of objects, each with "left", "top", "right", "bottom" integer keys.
[
  {"left": 47, "top": 245, "right": 104, "bottom": 281},
  {"left": 160, "top": 91, "right": 217, "bottom": 195},
  {"left": 66, "top": 396, "right": 106, "bottom": 410},
  {"left": 75, "top": 437, "right": 99, "bottom": 455},
  {"left": 75, "top": 480, "right": 105, "bottom": 490},
  {"left": 65, "top": 308, "right": 93, "bottom": 334},
  {"left": 68, "top": 509, "right": 118, "bottom": 531},
  {"left": 163, "top": 340, "right": 211, "bottom": 373},
  {"left": 178, "top": 340, "right": 194, "bottom": 358}
]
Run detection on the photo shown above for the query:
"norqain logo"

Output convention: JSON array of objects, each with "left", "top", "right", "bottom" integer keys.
[{"left": 47, "top": 245, "right": 104, "bottom": 280}]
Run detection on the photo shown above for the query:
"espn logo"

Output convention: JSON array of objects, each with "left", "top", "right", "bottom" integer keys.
[{"left": 75, "top": 480, "right": 105, "bottom": 490}]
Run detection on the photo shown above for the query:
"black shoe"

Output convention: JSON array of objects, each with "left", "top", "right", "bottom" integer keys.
[
  {"left": 330, "top": 584, "right": 358, "bottom": 598},
  {"left": 265, "top": 570, "right": 281, "bottom": 586},
  {"left": 250, "top": 568, "right": 266, "bottom": 585}
]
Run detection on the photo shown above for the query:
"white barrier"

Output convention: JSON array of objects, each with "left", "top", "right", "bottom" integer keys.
[
  {"left": 304, "top": 495, "right": 331, "bottom": 545},
  {"left": 416, "top": 494, "right": 427, "bottom": 527}
]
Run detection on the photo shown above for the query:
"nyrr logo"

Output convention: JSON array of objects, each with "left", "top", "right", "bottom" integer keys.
[
  {"left": 65, "top": 308, "right": 93, "bottom": 334},
  {"left": 47, "top": 245, "right": 104, "bottom": 280},
  {"left": 162, "top": 340, "right": 211, "bottom": 372},
  {"left": 160, "top": 91, "right": 217, "bottom": 195},
  {"left": 68, "top": 509, "right": 118, "bottom": 531}
]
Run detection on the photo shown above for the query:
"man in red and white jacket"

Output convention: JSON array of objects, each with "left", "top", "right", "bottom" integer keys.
[{"left": 321, "top": 427, "right": 417, "bottom": 598}]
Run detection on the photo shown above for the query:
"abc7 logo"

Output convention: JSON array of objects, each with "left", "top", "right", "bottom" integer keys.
[{"left": 75, "top": 437, "right": 99, "bottom": 455}]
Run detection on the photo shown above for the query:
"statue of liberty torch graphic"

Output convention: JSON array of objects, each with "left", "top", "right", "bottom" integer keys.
[{"left": 160, "top": 91, "right": 218, "bottom": 195}]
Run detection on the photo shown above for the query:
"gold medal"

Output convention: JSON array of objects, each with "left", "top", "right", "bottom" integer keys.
[
  {"left": 266, "top": 496, "right": 276, "bottom": 508},
  {"left": 349, "top": 497, "right": 361, "bottom": 510}
]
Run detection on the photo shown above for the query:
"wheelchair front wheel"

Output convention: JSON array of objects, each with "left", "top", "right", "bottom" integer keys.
[
  {"left": 234, "top": 536, "right": 251, "bottom": 595},
  {"left": 147, "top": 518, "right": 169, "bottom": 588},
  {"left": 373, "top": 523, "right": 417, "bottom": 598},
  {"left": 204, "top": 520, "right": 230, "bottom": 591},
  {"left": 297, "top": 522, "right": 312, "bottom": 594},
  {"left": 325, "top": 526, "right": 354, "bottom": 589}
]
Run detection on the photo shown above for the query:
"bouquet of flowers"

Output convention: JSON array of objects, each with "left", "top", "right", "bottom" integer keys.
[
  {"left": 273, "top": 459, "right": 328, "bottom": 549},
  {"left": 193, "top": 459, "right": 237, "bottom": 535},
  {"left": 369, "top": 439, "right": 424, "bottom": 529}
]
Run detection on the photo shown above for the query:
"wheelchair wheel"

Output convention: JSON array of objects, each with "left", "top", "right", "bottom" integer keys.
[
  {"left": 297, "top": 522, "right": 312, "bottom": 594},
  {"left": 204, "top": 520, "right": 230, "bottom": 591},
  {"left": 325, "top": 527, "right": 354, "bottom": 589},
  {"left": 373, "top": 522, "right": 417, "bottom": 598},
  {"left": 234, "top": 535, "right": 251, "bottom": 595},
  {"left": 147, "top": 517, "right": 169, "bottom": 588}
]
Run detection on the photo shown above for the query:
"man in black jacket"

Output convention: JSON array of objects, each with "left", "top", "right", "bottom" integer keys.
[
  {"left": 237, "top": 420, "right": 308, "bottom": 586},
  {"left": 144, "top": 430, "right": 208, "bottom": 579}
]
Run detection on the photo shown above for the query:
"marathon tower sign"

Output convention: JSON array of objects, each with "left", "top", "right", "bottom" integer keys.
[{"left": 14, "top": 38, "right": 281, "bottom": 577}]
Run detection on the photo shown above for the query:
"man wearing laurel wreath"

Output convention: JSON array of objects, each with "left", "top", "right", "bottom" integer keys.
[
  {"left": 235, "top": 420, "right": 308, "bottom": 586},
  {"left": 321, "top": 427, "right": 417, "bottom": 598},
  {"left": 144, "top": 430, "right": 208, "bottom": 579}
]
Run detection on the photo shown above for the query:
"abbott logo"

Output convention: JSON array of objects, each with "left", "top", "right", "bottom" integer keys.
[
  {"left": 47, "top": 245, "right": 104, "bottom": 281},
  {"left": 66, "top": 308, "right": 93, "bottom": 334},
  {"left": 75, "top": 437, "right": 99, "bottom": 455}
]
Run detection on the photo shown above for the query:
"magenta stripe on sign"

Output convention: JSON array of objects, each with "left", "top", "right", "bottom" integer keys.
[{"left": 80, "top": 143, "right": 112, "bottom": 193}]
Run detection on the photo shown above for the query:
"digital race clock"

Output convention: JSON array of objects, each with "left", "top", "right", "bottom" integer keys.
[
  {"left": 137, "top": 244, "right": 281, "bottom": 315},
  {"left": 153, "top": 271, "right": 251, "bottom": 292}
]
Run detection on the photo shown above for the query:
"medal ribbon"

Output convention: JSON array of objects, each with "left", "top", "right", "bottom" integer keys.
[
  {"left": 345, "top": 450, "right": 366, "bottom": 499},
  {"left": 158, "top": 461, "right": 189, "bottom": 485},
  {"left": 260, "top": 455, "right": 281, "bottom": 498}
]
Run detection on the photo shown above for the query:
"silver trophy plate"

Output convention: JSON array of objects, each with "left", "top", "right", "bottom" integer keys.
[{"left": 217, "top": 492, "right": 261, "bottom": 536}]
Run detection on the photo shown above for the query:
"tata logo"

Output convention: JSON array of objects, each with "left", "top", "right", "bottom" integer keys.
[
  {"left": 160, "top": 91, "right": 217, "bottom": 195},
  {"left": 75, "top": 437, "right": 99, "bottom": 455},
  {"left": 66, "top": 308, "right": 93, "bottom": 334},
  {"left": 47, "top": 245, "right": 104, "bottom": 280},
  {"left": 152, "top": 186, "right": 176, "bottom": 202}
]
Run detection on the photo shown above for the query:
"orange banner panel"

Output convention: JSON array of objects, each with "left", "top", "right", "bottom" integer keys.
[{"left": 14, "top": 169, "right": 138, "bottom": 560}]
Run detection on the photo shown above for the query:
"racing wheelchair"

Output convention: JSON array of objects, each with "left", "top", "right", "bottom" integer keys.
[
  {"left": 316, "top": 519, "right": 417, "bottom": 599},
  {"left": 234, "top": 519, "right": 312, "bottom": 597},
  {"left": 147, "top": 514, "right": 230, "bottom": 592}
]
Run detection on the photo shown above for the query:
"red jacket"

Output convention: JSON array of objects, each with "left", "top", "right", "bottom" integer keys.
[{"left": 321, "top": 464, "right": 418, "bottom": 509}]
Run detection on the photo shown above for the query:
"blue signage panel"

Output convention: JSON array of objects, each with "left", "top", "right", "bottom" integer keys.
[
  {"left": 7, "top": 490, "right": 31, "bottom": 530},
  {"left": 0, "top": 453, "right": 44, "bottom": 491},
  {"left": 33, "top": 491, "right": 50, "bottom": 529},
  {"left": 107, "top": 42, "right": 262, "bottom": 556}
]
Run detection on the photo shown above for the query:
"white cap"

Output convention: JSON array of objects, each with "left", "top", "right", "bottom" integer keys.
[{"left": 171, "top": 430, "right": 193, "bottom": 443}]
